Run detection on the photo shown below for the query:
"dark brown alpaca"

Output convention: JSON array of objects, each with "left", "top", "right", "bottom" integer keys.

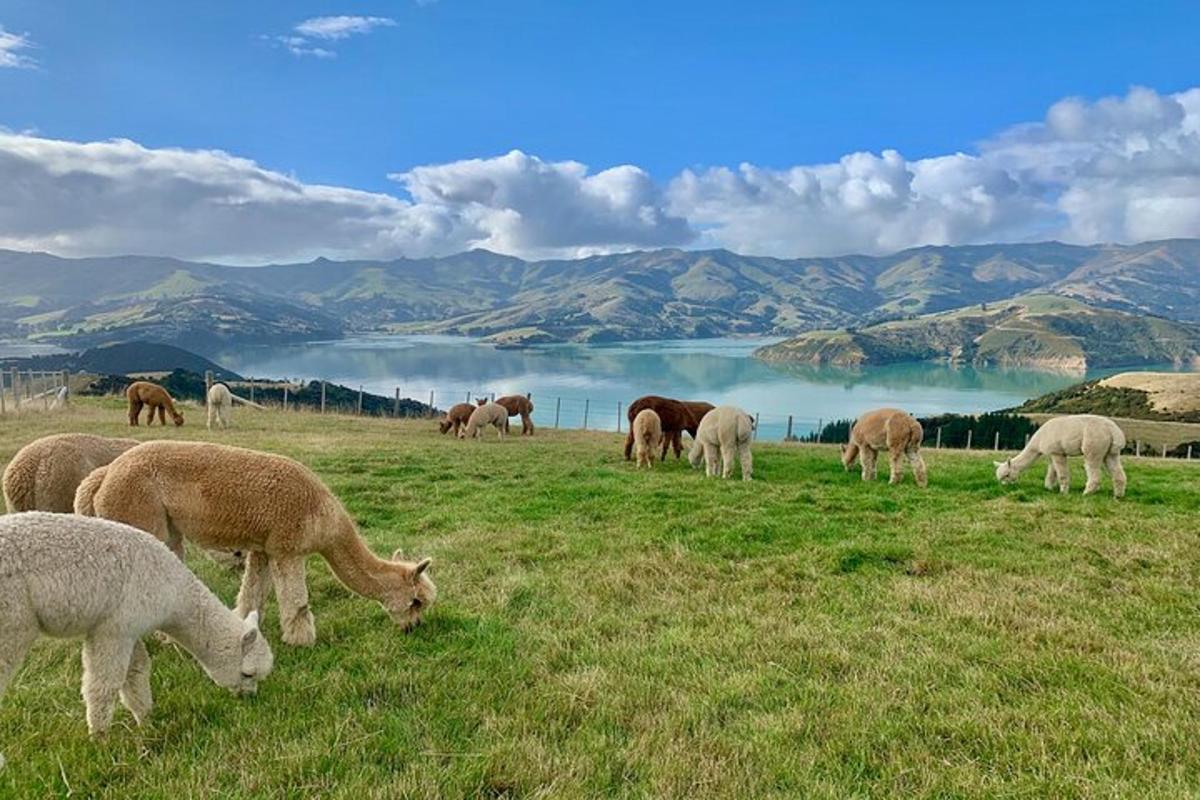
[
  {"left": 495, "top": 395, "right": 535, "bottom": 435},
  {"left": 126, "top": 381, "right": 184, "bottom": 427},
  {"left": 438, "top": 403, "right": 476, "bottom": 436},
  {"left": 622, "top": 395, "right": 714, "bottom": 460}
]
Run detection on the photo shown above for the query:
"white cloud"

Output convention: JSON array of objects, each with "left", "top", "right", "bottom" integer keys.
[
  {"left": 0, "top": 25, "right": 35, "bottom": 69},
  {"left": 2, "top": 86, "right": 1200, "bottom": 263},
  {"left": 270, "top": 16, "right": 395, "bottom": 58}
]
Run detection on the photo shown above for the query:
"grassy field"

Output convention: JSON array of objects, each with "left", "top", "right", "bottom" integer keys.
[{"left": 3, "top": 399, "right": 1200, "bottom": 798}]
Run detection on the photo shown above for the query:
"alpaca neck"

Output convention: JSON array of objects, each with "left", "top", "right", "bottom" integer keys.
[
  {"left": 161, "top": 582, "right": 241, "bottom": 672},
  {"left": 320, "top": 520, "right": 397, "bottom": 602},
  {"left": 1009, "top": 442, "right": 1042, "bottom": 475}
]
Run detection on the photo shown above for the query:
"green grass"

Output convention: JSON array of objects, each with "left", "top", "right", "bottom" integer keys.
[{"left": 3, "top": 399, "right": 1200, "bottom": 798}]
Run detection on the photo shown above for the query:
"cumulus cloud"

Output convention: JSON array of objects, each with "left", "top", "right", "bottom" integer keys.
[
  {"left": 1, "top": 86, "right": 1199, "bottom": 263},
  {"left": 269, "top": 15, "right": 395, "bottom": 58},
  {"left": 0, "top": 25, "right": 35, "bottom": 69}
]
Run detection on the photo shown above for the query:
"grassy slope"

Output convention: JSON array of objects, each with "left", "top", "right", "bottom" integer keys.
[{"left": 3, "top": 400, "right": 1200, "bottom": 798}]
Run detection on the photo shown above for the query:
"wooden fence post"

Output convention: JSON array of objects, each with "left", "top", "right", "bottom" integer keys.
[
  {"left": 753, "top": 412, "right": 760, "bottom": 440},
  {"left": 429, "top": 390, "right": 435, "bottom": 417},
  {"left": 582, "top": 398, "right": 590, "bottom": 430},
  {"left": 1162, "top": 444, "right": 1168, "bottom": 459},
  {"left": 62, "top": 370, "right": 70, "bottom": 404},
  {"left": 0, "top": 372, "right": 5, "bottom": 415},
  {"left": 249, "top": 379, "right": 255, "bottom": 404},
  {"left": 616, "top": 402, "right": 622, "bottom": 433},
  {"left": 994, "top": 431, "right": 1000, "bottom": 451},
  {"left": 283, "top": 385, "right": 289, "bottom": 412},
  {"left": 1135, "top": 440, "right": 1141, "bottom": 457},
  {"left": 206, "top": 370, "right": 214, "bottom": 398},
  {"left": 26, "top": 370, "right": 33, "bottom": 400},
  {"left": 554, "top": 397, "right": 561, "bottom": 429},
  {"left": 966, "top": 430, "right": 973, "bottom": 450},
  {"left": 357, "top": 386, "right": 364, "bottom": 415},
  {"left": 936, "top": 427, "right": 943, "bottom": 449},
  {"left": 466, "top": 391, "right": 471, "bottom": 403},
  {"left": 1188, "top": 444, "right": 1193, "bottom": 461},
  {"left": 320, "top": 381, "right": 327, "bottom": 414},
  {"left": 785, "top": 415, "right": 793, "bottom": 441},
  {"left": 394, "top": 388, "right": 401, "bottom": 418}
]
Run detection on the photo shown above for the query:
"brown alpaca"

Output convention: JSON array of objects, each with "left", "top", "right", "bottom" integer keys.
[
  {"left": 73, "top": 441, "right": 436, "bottom": 646},
  {"left": 3, "top": 434, "right": 138, "bottom": 513},
  {"left": 438, "top": 403, "right": 476, "bottom": 436},
  {"left": 126, "top": 381, "right": 184, "bottom": 427},
  {"left": 622, "top": 396, "right": 714, "bottom": 460},
  {"left": 495, "top": 394, "right": 535, "bottom": 435},
  {"left": 841, "top": 408, "right": 928, "bottom": 488},
  {"left": 632, "top": 409, "right": 663, "bottom": 468}
]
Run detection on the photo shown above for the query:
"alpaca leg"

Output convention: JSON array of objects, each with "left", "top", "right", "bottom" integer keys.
[
  {"left": 719, "top": 442, "right": 736, "bottom": 479},
  {"left": 704, "top": 445, "right": 719, "bottom": 478},
  {"left": 1106, "top": 454, "right": 1127, "bottom": 498},
  {"left": 119, "top": 640, "right": 153, "bottom": 726},
  {"left": 156, "top": 405, "right": 167, "bottom": 426},
  {"left": 523, "top": 412, "right": 534, "bottom": 436},
  {"left": 623, "top": 430, "right": 635, "bottom": 461},
  {"left": 271, "top": 556, "right": 316, "bottom": 646},
  {"left": 81, "top": 636, "right": 135, "bottom": 735},
  {"left": 907, "top": 451, "right": 927, "bottom": 488},
  {"left": 1082, "top": 456, "right": 1103, "bottom": 495},
  {"left": 860, "top": 448, "right": 877, "bottom": 481},
  {"left": 888, "top": 447, "right": 905, "bottom": 485},
  {"left": 236, "top": 550, "right": 273, "bottom": 619},
  {"left": 1051, "top": 454, "right": 1070, "bottom": 494},
  {"left": 672, "top": 431, "right": 684, "bottom": 459},
  {"left": 207, "top": 402, "right": 215, "bottom": 430},
  {"left": 128, "top": 399, "right": 142, "bottom": 426},
  {"left": 1043, "top": 461, "right": 1058, "bottom": 490},
  {"left": 660, "top": 433, "right": 671, "bottom": 462},
  {"left": 739, "top": 444, "right": 753, "bottom": 481},
  {"left": 0, "top": 627, "right": 36, "bottom": 709}
]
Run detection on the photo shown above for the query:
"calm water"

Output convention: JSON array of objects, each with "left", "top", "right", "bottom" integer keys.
[{"left": 211, "top": 335, "right": 1148, "bottom": 440}]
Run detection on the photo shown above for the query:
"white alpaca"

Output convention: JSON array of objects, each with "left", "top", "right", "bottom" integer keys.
[
  {"left": 0, "top": 512, "right": 273, "bottom": 764},
  {"left": 461, "top": 401, "right": 508, "bottom": 440},
  {"left": 688, "top": 405, "right": 755, "bottom": 481},
  {"left": 206, "top": 382, "right": 265, "bottom": 430},
  {"left": 994, "top": 414, "right": 1127, "bottom": 497}
]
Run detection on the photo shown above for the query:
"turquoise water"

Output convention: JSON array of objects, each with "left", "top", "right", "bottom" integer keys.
[{"left": 211, "top": 335, "right": 1151, "bottom": 439}]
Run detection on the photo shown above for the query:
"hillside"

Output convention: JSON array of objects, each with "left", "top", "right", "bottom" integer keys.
[
  {"left": 2, "top": 239, "right": 1199, "bottom": 349},
  {"left": 0, "top": 341, "right": 243, "bottom": 380},
  {"left": 753, "top": 295, "right": 1200, "bottom": 371},
  {"left": 1015, "top": 371, "right": 1200, "bottom": 423},
  {"left": 2, "top": 401, "right": 1200, "bottom": 797}
]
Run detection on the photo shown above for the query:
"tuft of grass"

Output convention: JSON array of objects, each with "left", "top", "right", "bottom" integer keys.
[{"left": 2, "top": 399, "right": 1200, "bottom": 798}]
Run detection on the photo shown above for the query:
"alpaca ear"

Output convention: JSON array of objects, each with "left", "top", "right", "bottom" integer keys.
[
  {"left": 244, "top": 610, "right": 260, "bottom": 630},
  {"left": 992, "top": 460, "right": 1004, "bottom": 467},
  {"left": 241, "top": 624, "right": 259, "bottom": 650},
  {"left": 392, "top": 547, "right": 405, "bottom": 560},
  {"left": 414, "top": 557, "right": 432, "bottom": 576}
]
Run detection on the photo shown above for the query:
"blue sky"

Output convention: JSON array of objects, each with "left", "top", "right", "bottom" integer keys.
[{"left": 1, "top": 1, "right": 1198, "bottom": 262}]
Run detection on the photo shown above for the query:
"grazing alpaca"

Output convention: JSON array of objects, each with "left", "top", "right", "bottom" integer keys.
[
  {"left": 462, "top": 401, "right": 509, "bottom": 440},
  {"left": 841, "top": 408, "right": 928, "bottom": 488},
  {"left": 126, "top": 381, "right": 184, "bottom": 427},
  {"left": 0, "top": 512, "right": 272, "bottom": 759},
  {"left": 994, "top": 414, "right": 1127, "bottom": 497},
  {"left": 623, "top": 396, "right": 714, "bottom": 460},
  {"left": 74, "top": 441, "right": 436, "bottom": 646},
  {"left": 3, "top": 433, "right": 138, "bottom": 513},
  {"left": 495, "top": 394, "right": 536, "bottom": 435},
  {"left": 688, "top": 405, "right": 754, "bottom": 480},
  {"left": 206, "top": 382, "right": 265, "bottom": 430},
  {"left": 632, "top": 409, "right": 663, "bottom": 469},
  {"left": 438, "top": 402, "right": 477, "bottom": 436}
]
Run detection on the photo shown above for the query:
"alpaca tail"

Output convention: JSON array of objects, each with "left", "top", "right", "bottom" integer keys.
[
  {"left": 229, "top": 393, "right": 266, "bottom": 410},
  {"left": 73, "top": 466, "right": 108, "bottom": 516}
]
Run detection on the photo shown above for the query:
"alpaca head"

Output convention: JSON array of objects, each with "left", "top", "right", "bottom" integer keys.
[
  {"left": 476, "top": 398, "right": 487, "bottom": 406},
  {"left": 687, "top": 440, "right": 704, "bottom": 469},
  {"left": 840, "top": 444, "right": 854, "bottom": 470},
  {"left": 208, "top": 611, "right": 274, "bottom": 696},
  {"left": 383, "top": 552, "right": 437, "bottom": 632},
  {"left": 438, "top": 418, "right": 453, "bottom": 434},
  {"left": 171, "top": 411, "right": 185, "bottom": 427},
  {"left": 994, "top": 459, "right": 1017, "bottom": 483}
]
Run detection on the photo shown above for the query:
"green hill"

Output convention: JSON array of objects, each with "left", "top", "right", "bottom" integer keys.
[{"left": 754, "top": 295, "right": 1200, "bottom": 370}]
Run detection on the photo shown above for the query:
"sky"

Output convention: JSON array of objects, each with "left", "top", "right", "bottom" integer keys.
[{"left": 0, "top": 0, "right": 1198, "bottom": 263}]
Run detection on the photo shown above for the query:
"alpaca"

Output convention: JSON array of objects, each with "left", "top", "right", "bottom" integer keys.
[
  {"left": 126, "top": 381, "right": 184, "bottom": 427},
  {"left": 74, "top": 441, "right": 436, "bottom": 646},
  {"left": 438, "top": 402, "right": 476, "bottom": 436},
  {"left": 840, "top": 408, "right": 928, "bottom": 488},
  {"left": 3, "top": 433, "right": 138, "bottom": 513},
  {"left": 688, "top": 405, "right": 754, "bottom": 480},
  {"left": 462, "top": 401, "right": 509, "bottom": 440},
  {"left": 495, "top": 394, "right": 536, "bottom": 435},
  {"left": 0, "top": 512, "right": 273, "bottom": 759},
  {"left": 994, "top": 414, "right": 1127, "bottom": 497},
  {"left": 632, "top": 409, "right": 663, "bottom": 469},
  {"left": 206, "top": 382, "right": 266, "bottom": 430},
  {"left": 623, "top": 396, "right": 714, "bottom": 460}
]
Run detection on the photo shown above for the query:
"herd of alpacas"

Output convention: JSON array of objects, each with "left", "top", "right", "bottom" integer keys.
[{"left": 0, "top": 379, "right": 1131, "bottom": 767}]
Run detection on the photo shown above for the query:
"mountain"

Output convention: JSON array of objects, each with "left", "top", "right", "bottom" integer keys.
[
  {"left": 0, "top": 341, "right": 242, "bottom": 381},
  {"left": 753, "top": 295, "right": 1200, "bottom": 371},
  {"left": 1, "top": 239, "right": 1199, "bottom": 350},
  {"left": 1013, "top": 372, "right": 1200, "bottom": 423}
]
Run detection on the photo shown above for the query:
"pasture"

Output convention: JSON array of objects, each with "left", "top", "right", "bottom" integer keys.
[{"left": 2, "top": 398, "right": 1200, "bottom": 798}]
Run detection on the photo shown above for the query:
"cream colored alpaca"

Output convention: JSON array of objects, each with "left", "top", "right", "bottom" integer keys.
[
  {"left": 462, "top": 401, "right": 508, "bottom": 440},
  {"left": 632, "top": 409, "right": 663, "bottom": 469},
  {"left": 0, "top": 512, "right": 272, "bottom": 763},
  {"left": 688, "top": 405, "right": 754, "bottom": 480},
  {"left": 206, "top": 382, "right": 266, "bottom": 430},
  {"left": 840, "top": 408, "right": 927, "bottom": 488},
  {"left": 994, "top": 414, "right": 1127, "bottom": 497},
  {"left": 3, "top": 433, "right": 138, "bottom": 513},
  {"left": 74, "top": 441, "right": 436, "bottom": 646}
]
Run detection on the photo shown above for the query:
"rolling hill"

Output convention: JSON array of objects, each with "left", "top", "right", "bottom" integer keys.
[{"left": 1, "top": 239, "right": 1199, "bottom": 350}]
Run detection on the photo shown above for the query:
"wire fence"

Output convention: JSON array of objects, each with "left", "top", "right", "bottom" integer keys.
[{"left": 0, "top": 368, "right": 71, "bottom": 415}]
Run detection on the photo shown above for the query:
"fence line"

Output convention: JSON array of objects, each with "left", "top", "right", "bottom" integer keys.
[{"left": 0, "top": 369, "right": 70, "bottom": 415}]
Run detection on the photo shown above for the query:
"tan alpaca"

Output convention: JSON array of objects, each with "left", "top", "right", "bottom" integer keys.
[
  {"left": 462, "top": 401, "right": 509, "bottom": 440},
  {"left": 126, "top": 381, "right": 184, "bottom": 427},
  {"left": 74, "top": 441, "right": 436, "bottom": 646},
  {"left": 3, "top": 433, "right": 138, "bottom": 513},
  {"left": 438, "top": 402, "right": 476, "bottom": 436},
  {"left": 841, "top": 408, "right": 927, "bottom": 488},
  {"left": 995, "top": 414, "right": 1126, "bottom": 497},
  {"left": 632, "top": 409, "right": 663, "bottom": 468}
]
